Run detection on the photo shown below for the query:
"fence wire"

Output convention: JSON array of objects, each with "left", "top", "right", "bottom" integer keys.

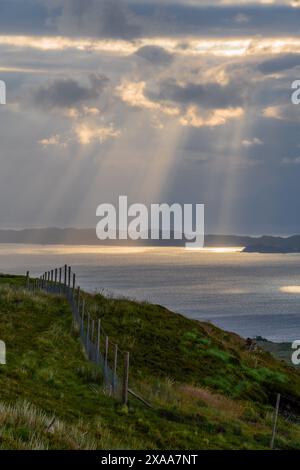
[{"left": 26, "top": 266, "right": 129, "bottom": 404}]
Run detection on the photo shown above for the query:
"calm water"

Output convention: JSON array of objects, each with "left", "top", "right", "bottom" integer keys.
[{"left": 1, "top": 244, "right": 300, "bottom": 342}]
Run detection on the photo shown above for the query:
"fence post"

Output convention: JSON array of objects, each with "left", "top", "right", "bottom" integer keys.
[
  {"left": 96, "top": 319, "right": 101, "bottom": 364},
  {"left": 91, "top": 320, "right": 95, "bottom": 342},
  {"left": 54, "top": 268, "right": 58, "bottom": 292},
  {"left": 72, "top": 273, "right": 76, "bottom": 303},
  {"left": 81, "top": 299, "right": 85, "bottom": 332},
  {"left": 75, "top": 286, "right": 80, "bottom": 324},
  {"left": 113, "top": 344, "right": 118, "bottom": 395},
  {"left": 123, "top": 352, "right": 130, "bottom": 406},
  {"left": 104, "top": 336, "right": 109, "bottom": 385},
  {"left": 270, "top": 393, "right": 281, "bottom": 449},
  {"left": 90, "top": 320, "right": 95, "bottom": 360},
  {"left": 68, "top": 266, "right": 71, "bottom": 299},
  {"left": 59, "top": 267, "right": 62, "bottom": 293},
  {"left": 25, "top": 271, "right": 29, "bottom": 290},
  {"left": 77, "top": 286, "right": 80, "bottom": 308},
  {"left": 86, "top": 313, "right": 90, "bottom": 358},
  {"left": 64, "top": 265, "right": 67, "bottom": 293}
]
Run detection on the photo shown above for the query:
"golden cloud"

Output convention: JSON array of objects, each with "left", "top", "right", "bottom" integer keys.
[
  {"left": 74, "top": 123, "right": 121, "bottom": 145},
  {"left": 180, "top": 106, "right": 244, "bottom": 127},
  {"left": 2, "top": 35, "right": 300, "bottom": 58}
]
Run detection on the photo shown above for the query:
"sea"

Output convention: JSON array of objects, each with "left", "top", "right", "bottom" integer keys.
[{"left": 1, "top": 244, "right": 300, "bottom": 342}]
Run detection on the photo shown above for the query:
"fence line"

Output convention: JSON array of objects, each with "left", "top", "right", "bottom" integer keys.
[
  {"left": 24, "top": 270, "right": 300, "bottom": 441},
  {"left": 26, "top": 266, "right": 130, "bottom": 405}
]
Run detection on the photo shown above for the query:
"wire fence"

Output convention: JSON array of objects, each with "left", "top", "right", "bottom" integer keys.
[
  {"left": 20, "top": 270, "right": 300, "bottom": 444},
  {"left": 269, "top": 392, "right": 300, "bottom": 449},
  {"left": 26, "top": 266, "right": 130, "bottom": 405}
]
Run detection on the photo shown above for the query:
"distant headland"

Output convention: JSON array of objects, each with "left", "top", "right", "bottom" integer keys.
[{"left": 0, "top": 228, "right": 299, "bottom": 252}]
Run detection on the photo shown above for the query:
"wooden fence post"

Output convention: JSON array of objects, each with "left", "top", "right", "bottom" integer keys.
[
  {"left": 26, "top": 271, "right": 29, "bottom": 290},
  {"left": 81, "top": 299, "right": 85, "bottom": 332},
  {"left": 59, "top": 267, "right": 62, "bottom": 293},
  {"left": 72, "top": 273, "right": 76, "bottom": 301},
  {"left": 91, "top": 320, "right": 95, "bottom": 342},
  {"left": 113, "top": 344, "right": 118, "bottom": 395},
  {"left": 90, "top": 320, "right": 94, "bottom": 360},
  {"left": 68, "top": 266, "right": 71, "bottom": 298},
  {"left": 77, "top": 286, "right": 80, "bottom": 308},
  {"left": 64, "top": 265, "right": 67, "bottom": 293},
  {"left": 96, "top": 319, "right": 101, "bottom": 364},
  {"left": 104, "top": 336, "right": 109, "bottom": 385},
  {"left": 86, "top": 313, "right": 90, "bottom": 357},
  {"left": 54, "top": 268, "right": 58, "bottom": 291},
  {"left": 270, "top": 393, "right": 281, "bottom": 450},
  {"left": 123, "top": 352, "right": 130, "bottom": 406}
]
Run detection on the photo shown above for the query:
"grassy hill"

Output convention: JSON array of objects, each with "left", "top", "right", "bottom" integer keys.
[
  {"left": 1, "top": 274, "right": 300, "bottom": 450},
  {"left": 256, "top": 338, "right": 300, "bottom": 367}
]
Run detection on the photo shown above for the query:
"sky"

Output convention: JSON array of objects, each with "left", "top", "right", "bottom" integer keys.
[{"left": 1, "top": 0, "right": 300, "bottom": 235}]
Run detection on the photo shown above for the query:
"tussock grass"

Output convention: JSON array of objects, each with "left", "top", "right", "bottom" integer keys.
[{"left": 0, "top": 400, "right": 98, "bottom": 450}]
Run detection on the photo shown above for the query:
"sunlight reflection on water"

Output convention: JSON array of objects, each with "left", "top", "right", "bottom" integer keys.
[{"left": 1, "top": 244, "right": 300, "bottom": 341}]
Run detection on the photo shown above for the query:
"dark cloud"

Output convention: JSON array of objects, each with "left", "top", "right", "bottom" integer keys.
[
  {"left": 135, "top": 46, "right": 173, "bottom": 66},
  {"left": 0, "top": 0, "right": 53, "bottom": 35},
  {"left": 32, "top": 74, "right": 108, "bottom": 109},
  {"left": 130, "top": 3, "right": 300, "bottom": 38},
  {"left": 0, "top": 1, "right": 300, "bottom": 40},
  {"left": 53, "top": 0, "right": 140, "bottom": 39},
  {"left": 257, "top": 54, "right": 300, "bottom": 74},
  {"left": 146, "top": 79, "right": 245, "bottom": 109}
]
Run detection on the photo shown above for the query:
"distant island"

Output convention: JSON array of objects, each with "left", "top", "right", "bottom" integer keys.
[
  {"left": 0, "top": 228, "right": 251, "bottom": 247},
  {"left": 242, "top": 235, "right": 300, "bottom": 253},
  {"left": 0, "top": 228, "right": 299, "bottom": 252}
]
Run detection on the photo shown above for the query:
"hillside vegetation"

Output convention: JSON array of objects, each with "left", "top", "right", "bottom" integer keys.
[{"left": 0, "top": 274, "right": 300, "bottom": 449}]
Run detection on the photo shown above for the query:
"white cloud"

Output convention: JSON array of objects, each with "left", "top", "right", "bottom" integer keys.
[
  {"left": 74, "top": 123, "right": 121, "bottom": 145},
  {"left": 38, "top": 134, "right": 68, "bottom": 148},
  {"left": 242, "top": 137, "right": 264, "bottom": 147},
  {"left": 116, "top": 80, "right": 180, "bottom": 116},
  {"left": 262, "top": 106, "right": 283, "bottom": 119},
  {"left": 180, "top": 106, "right": 244, "bottom": 128}
]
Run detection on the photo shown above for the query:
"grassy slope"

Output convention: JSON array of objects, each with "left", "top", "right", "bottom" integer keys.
[
  {"left": 257, "top": 339, "right": 299, "bottom": 367},
  {"left": 1, "top": 275, "right": 300, "bottom": 450}
]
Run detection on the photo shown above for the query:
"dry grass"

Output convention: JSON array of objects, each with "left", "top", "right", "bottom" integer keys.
[
  {"left": 179, "top": 385, "right": 244, "bottom": 418},
  {"left": 0, "top": 400, "right": 98, "bottom": 450}
]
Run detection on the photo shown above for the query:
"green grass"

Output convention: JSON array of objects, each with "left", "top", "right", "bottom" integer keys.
[
  {"left": 82, "top": 292, "right": 300, "bottom": 403},
  {"left": 257, "top": 338, "right": 300, "bottom": 368},
  {"left": 1, "top": 275, "right": 300, "bottom": 449}
]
